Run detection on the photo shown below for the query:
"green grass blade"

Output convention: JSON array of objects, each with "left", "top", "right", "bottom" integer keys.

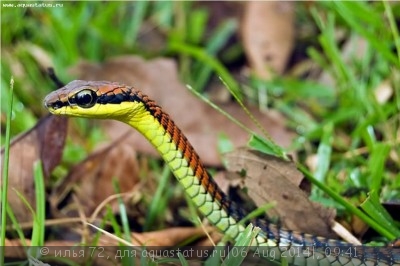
[
  {"left": 144, "top": 166, "right": 171, "bottom": 231},
  {"left": 31, "top": 161, "right": 46, "bottom": 247},
  {"left": 312, "top": 122, "right": 333, "bottom": 197},
  {"left": 112, "top": 179, "right": 131, "bottom": 240},
  {"left": 112, "top": 178, "right": 133, "bottom": 259},
  {"left": 11, "top": 188, "right": 40, "bottom": 259},
  {"left": 238, "top": 202, "right": 276, "bottom": 227},
  {"left": 248, "top": 134, "right": 287, "bottom": 160},
  {"left": 177, "top": 252, "right": 190, "bottom": 266},
  {"left": 332, "top": 2, "right": 399, "bottom": 67},
  {"left": 223, "top": 224, "right": 258, "bottom": 266},
  {"left": 368, "top": 143, "right": 391, "bottom": 192},
  {"left": 383, "top": 1, "right": 400, "bottom": 64},
  {"left": 193, "top": 19, "right": 237, "bottom": 91},
  {"left": 298, "top": 164, "right": 396, "bottom": 240},
  {"left": 204, "top": 245, "right": 222, "bottom": 266},
  {"left": 168, "top": 42, "right": 241, "bottom": 98},
  {"left": 6, "top": 202, "right": 27, "bottom": 247},
  {"left": 187, "top": 84, "right": 287, "bottom": 161},
  {"left": 187, "top": 8, "right": 208, "bottom": 45},
  {"left": 1, "top": 77, "right": 14, "bottom": 264},
  {"left": 152, "top": 2, "right": 174, "bottom": 27},
  {"left": 124, "top": 1, "right": 149, "bottom": 47},
  {"left": 361, "top": 191, "right": 400, "bottom": 236},
  {"left": 105, "top": 206, "right": 122, "bottom": 237}
]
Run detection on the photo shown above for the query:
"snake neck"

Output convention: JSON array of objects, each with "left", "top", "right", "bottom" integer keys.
[
  {"left": 120, "top": 90, "right": 351, "bottom": 248},
  {"left": 121, "top": 92, "right": 273, "bottom": 244},
  {"left": 125, "top": 92, "right": 229, "bottom": 209}
]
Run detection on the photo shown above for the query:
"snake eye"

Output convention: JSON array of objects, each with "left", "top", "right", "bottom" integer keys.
[{"left": 74, "top": 89, "right": 97, "bottom": 108}]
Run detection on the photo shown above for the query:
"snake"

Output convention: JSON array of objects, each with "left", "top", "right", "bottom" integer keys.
[{"left": 44, "top": 80, "right": 399, "bottom": 266}]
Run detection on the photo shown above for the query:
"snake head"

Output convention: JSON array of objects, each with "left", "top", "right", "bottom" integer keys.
[{"left": 44, "top": 80, "right": 143, "bottom": 120}]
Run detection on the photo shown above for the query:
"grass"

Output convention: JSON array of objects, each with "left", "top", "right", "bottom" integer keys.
[
  {"left": 1, "top": 1, "right": 399, "bottom": 265},
  {"left": 1, "top": 78, "right": 14, "bottom": 264}
]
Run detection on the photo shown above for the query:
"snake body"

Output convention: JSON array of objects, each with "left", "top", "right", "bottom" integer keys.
[{"left": 44, "top": 80, "right": 399, "bottom": 265}]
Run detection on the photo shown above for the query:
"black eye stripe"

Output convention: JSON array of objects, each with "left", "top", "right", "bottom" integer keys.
[
  {"left": 97, "top": 91, "right": 132, "bottom": 104},
  {"left": 68, "top": 96, "right": 77, "bottom": 105},
  {"left": 53, "top": 100, "right": 65, "bottom": 109},
  {"left": 47, "top": 87, "right": 141, "bottom": 110}
]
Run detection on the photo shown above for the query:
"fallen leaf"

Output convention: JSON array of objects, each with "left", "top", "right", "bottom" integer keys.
[
  {"left": 241, "top": 2, "right": 295, "bottom": 79},
  {"left": 0, "top": 115, "right": 67, "bottom": 223},
  {"left": 69, "top": 56, "right": 295, "bottom": 166},
  {"left": 225, "top": 148, "right": 337, "bottom": 238},
  {"left": 50, "top": 131, "right": 140, "bottom": 218}
]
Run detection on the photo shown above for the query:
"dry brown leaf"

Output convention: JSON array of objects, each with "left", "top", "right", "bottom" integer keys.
[
  {"left": 50, "top": 131, "right": 139, "bottom": 218},
  {"left": 0, "top": 115, "right": 67, "bottom": 223},
  {"left": 241, "top": 2, "right": 295, "bottom": 79},
  {"left": 225, "top": 148, "right": 337, "bottom": 238},
  {"left": 69, "top": 56, "right": 294, "bottom": 166},
  {"left": 4, "top": 239, "right": 31, "bottom": 259}
]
